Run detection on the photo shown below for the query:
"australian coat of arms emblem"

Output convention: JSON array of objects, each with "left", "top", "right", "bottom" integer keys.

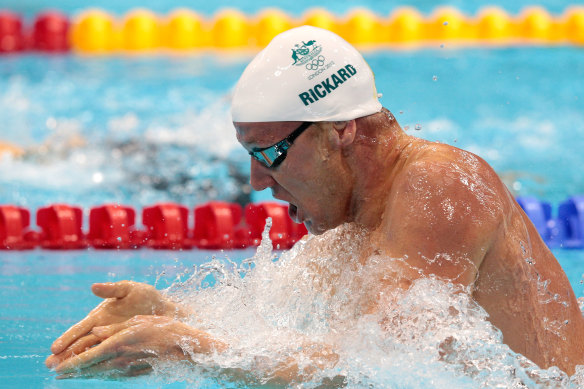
[{"left": 291, "top": 40, "right": 323, "bottom": 67}]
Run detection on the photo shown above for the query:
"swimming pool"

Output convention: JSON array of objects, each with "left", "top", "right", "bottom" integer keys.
[
  {"left": 2, "top": 0, "right": 584, "bottom": 387},
  {"left": 2, "top": 246, "right": 584, "bottom": 388}
]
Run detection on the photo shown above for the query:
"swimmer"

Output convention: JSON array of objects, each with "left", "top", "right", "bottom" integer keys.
[{"left": 46, "top": 26, "right": 584, "bottom": 381}]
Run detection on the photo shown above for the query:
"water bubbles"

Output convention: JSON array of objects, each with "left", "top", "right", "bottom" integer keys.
[
  {"left": 92, "top": 172, "right": 104, "bottom": 184},
  {"left": 432, "top": 75, "right": 438, "bottom": 81},
  {"left": 46, "top": 117, "right": 57, "bottom": 130},
  {"left": 512, "top": 181, "right": 522, "bottom": 191},
  {"left": 414, "top": 124, "right": 422, "bottom": 131}
]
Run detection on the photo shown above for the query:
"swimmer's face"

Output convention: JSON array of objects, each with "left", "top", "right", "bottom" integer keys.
[{"left": 234, "top": 121, "right": 353, "bottom": 235}]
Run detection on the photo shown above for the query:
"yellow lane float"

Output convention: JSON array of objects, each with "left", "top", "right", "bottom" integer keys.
[{"left": 4, "top": 6, "right": 581, "bottom": 55}]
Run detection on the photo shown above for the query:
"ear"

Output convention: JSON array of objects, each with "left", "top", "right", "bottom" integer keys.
[{"left": 333, "top": 120, "right": 357, "bottom": 148}]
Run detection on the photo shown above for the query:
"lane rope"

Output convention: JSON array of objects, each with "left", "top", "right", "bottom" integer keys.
[{"left": 0, "top": 6, "right": 583, "bottom": 53}]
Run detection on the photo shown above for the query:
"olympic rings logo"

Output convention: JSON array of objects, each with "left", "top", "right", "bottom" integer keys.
[{"left": 305, "top": 55, "right": 326, "bottom": 70}]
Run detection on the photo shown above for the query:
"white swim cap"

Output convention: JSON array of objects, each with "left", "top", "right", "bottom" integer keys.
[{"left": 231, "top": 25, "right": 382, "bottom": 122}]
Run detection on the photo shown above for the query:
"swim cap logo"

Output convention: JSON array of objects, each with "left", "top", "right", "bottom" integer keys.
[{"left": 291, "top": 40, "right": 323, "bottom": 69}]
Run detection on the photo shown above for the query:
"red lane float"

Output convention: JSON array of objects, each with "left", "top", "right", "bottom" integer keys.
[
  {"left": 193, "top": 201, "right": 249, "bottom": 249},
  {"left": 141, "top": 203, "right": 192, "bottom": 249},
  {"left": 245, "top": 202, "right": 307, "bottom": 249},
  {"left": 36, "top": 204, "right": 88, "bottom": 249},
  {"left": 0, "top": 11, "right": 26, "bottom": 52},
  {"left": 0, "top": 201, "right": 309, "bottom": 250},
  {"left": 0, "top": 205, "right": 36, "bottom": 249},
  {"left": 88, "top": 204, "right": 137, "bottom": 249},
  {"left": 32, "top": 11, "right": 69, "bottom": 52}
]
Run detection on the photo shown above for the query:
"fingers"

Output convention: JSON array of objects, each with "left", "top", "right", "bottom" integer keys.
[
  {"left": 92, "top": 315, "right": 171, "bottom": 340},
  {"left": 46, "top": 333, "right": 101, "bottom": 368},
  {"left": 51, "top": 281, "right": 137, "bottom": 356},
  {"left": 56, "top": 358, "right": 153, "bottom": 379},
  {"left": 55, "top": 330, "right": 158, "bottom": 375},
  {"left": 55, "top": 339, "right": 115, "bottom": 374},
  {"left": 92, "top": 321, "right": 132, "bottom": 339},
  {"left": 91, "top": 281, "right": 132, "bottom": 299},
  {"left": 51, "top": 315, "right": 98, "bottom": 354}
]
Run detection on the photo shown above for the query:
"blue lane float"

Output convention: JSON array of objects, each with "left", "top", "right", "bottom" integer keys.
[{"left": 517, "top": 195, "right": 584, "bottom": 249}]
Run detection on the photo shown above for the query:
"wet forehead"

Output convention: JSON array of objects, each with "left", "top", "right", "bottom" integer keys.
[{"left": 234, "top": 121, "right": 304, "bottom": 149}]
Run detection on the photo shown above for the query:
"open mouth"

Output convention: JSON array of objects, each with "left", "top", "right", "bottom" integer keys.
[{"left": 288, "top": 203, "right": 299, "bottom": 222}]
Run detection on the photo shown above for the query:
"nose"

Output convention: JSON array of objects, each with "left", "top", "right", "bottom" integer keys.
[{"left": 250, "top": 158, "right": 277, "bottom": 191}]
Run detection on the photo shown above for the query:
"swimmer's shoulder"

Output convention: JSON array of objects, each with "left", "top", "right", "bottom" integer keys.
[
  {"left": 403, "top": 140, "right": 500, "bottom": 183},
  {"left": 394, "top": 140, "right": 507, "bottom": 213}
]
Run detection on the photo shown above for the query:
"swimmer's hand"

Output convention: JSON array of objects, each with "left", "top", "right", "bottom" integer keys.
[
  {"left": 46, "top": 281, "right": 189, "bottom": 369},
  {"left": 53, "top": 315, "right": 226, "bottom": 379}
]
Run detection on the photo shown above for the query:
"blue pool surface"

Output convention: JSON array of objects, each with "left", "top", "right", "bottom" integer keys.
[
  {"left": 1, "top": 248, "right": 583, "bottom": 388},
  {"left": 0, "top": 249, "right": 255, "bottom": 388},
  {"left": 1, "top": 47, "right": 584, "bottom": 210}
]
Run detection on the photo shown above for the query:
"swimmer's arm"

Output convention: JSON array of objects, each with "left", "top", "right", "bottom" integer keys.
[{"left": 54, "top": 315, "right": 339, "bottom": 385}]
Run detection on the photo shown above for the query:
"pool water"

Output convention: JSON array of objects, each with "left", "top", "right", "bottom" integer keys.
[
  {"left": 0, "top": 249, "right": 254, "bottom": 388},
  {"left": 1, "top": 47, "right": 584, "bottom": 210},
  {"left": 2, "top": 0, "right": 584, "bottom": 387},
  {"left": 1, "top": 245, "right": 584, "bottom": 388}
]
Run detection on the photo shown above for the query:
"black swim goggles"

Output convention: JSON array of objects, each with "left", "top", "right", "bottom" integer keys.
[{"left": 248, "top": 122, "right": 313, "bottom": 168}]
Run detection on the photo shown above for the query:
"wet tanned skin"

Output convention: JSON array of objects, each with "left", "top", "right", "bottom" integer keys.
[{"left": 235, "top": 109, "right": 584, "bottom": 374}]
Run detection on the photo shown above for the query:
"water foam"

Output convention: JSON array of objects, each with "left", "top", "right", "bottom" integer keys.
[{"left": 153, "top": 221, "right": 584, "bottom": 388}]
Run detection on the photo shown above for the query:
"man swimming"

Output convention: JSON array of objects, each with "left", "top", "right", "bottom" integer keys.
[{"left": 46, "top": 25, "right": 584, "bottom": 381}]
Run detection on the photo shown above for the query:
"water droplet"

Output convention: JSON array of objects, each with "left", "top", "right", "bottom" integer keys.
[
  {"left": 399, "top": 110, "right": 404, "bottom": 114},
  {"left": 432, "top": 75, "right": 438, "bottom": 81},
  {"left": 92, "top": 172, "right": 104, "bottom": 184},
  {"left": 414, "top": 124, "right": 422, "bottom": 131},
  {"left": 443, "top": 21, "right": 449, "bottom": 26},
  {"left": 404, "top": 125, "right": 410, "bottom": 131},
  {"left": 46, "top": 117, "right": 57, "bottom": 130}
]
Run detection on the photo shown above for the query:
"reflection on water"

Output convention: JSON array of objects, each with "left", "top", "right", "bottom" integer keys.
[{"left": 152, "top": 222, "right": 584, "bottom": 388}]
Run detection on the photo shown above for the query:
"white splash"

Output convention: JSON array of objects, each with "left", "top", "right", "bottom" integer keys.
[{"left": 157, "top": 222, "right": 584, "bottom": 388}]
